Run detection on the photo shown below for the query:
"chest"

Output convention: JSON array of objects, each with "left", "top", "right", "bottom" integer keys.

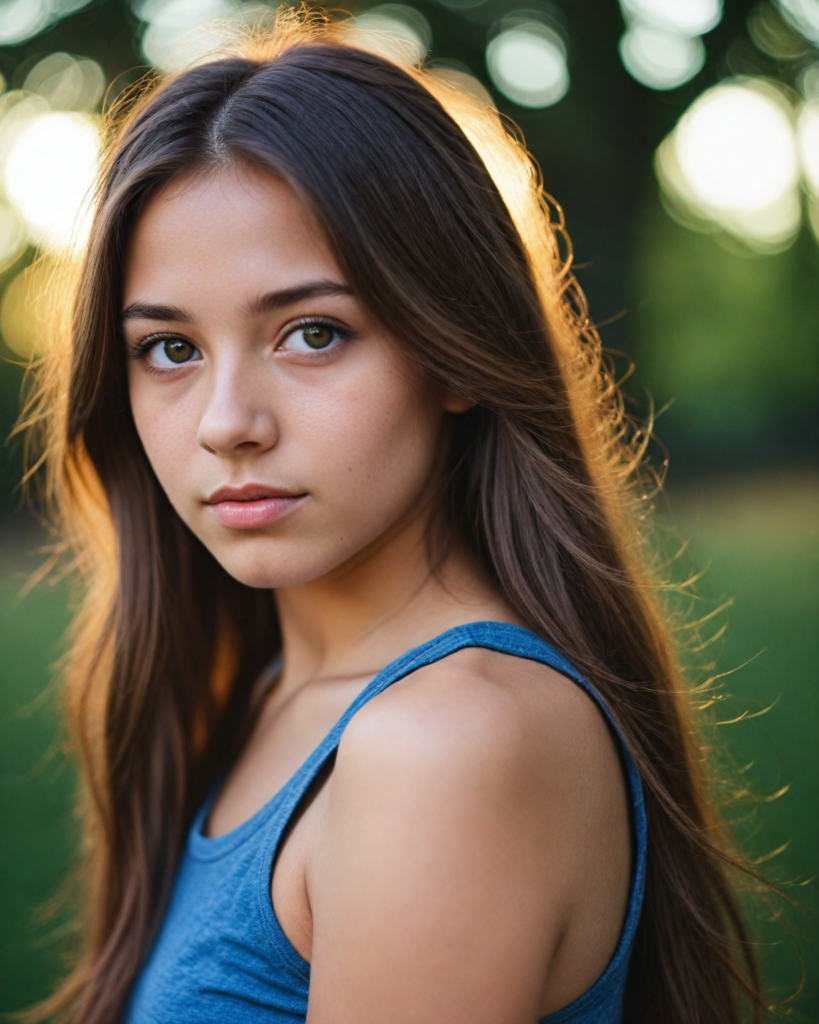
[
  {"left": 204, "top": 677, "right": 367, "bottom": 961},
  {"left": 126, "top": 812, "right": 315, "bottom": 1023},
  {"left": 207, "top": 674, "right": 366, "bottom": 838}
]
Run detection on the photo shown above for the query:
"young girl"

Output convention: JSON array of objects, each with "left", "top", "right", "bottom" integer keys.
[{"left": 29, "top": 11, "right": 761, "bottom": 1024}]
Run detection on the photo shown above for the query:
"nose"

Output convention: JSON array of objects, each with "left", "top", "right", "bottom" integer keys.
[{"left": 197, "top": 359, "right": 278, "bottom": 456}]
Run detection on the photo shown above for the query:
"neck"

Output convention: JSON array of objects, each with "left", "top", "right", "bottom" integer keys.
[{"left": 273, "top": 508, "right": 513, "bottom": 697}]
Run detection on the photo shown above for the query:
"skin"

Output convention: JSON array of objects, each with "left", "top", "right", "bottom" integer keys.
[{"left": 124, "top": 163, "right": 631, "bottom": 1023}]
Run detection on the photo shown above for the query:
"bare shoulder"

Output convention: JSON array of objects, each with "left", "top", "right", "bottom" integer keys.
[
  {"left": 309, "top": 644, "right": 632, "bottom": 1022},
  {"left": 334, "top": 645, "right": 624, "bottom": 810}
]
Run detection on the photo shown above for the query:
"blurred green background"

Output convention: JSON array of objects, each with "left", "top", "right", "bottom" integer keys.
[{"left": 0, "top": 0, "right": 817, "bottom": 1019}]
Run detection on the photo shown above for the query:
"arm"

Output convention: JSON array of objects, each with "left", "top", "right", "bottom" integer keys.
[{"left": 304, "top": 656, "right": 627, "bottom": 1024}]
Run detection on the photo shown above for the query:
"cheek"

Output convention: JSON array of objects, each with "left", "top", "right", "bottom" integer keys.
[
  {"left": 297, "top": 361, "right": 443, "bottom": 525},
  {"left": 128, "top": 375, "right": 196, "bottom": 500}
]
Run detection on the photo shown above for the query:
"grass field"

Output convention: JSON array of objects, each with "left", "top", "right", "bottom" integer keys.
[
  {"left": 1, "top": 472, "right": 817, "bottom": 1019},
  {"left": 667, "top": 473, "right": 819, "bottom": 1018}
]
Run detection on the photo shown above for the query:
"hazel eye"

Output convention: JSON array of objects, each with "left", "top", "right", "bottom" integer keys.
[
  {"left": 281, "top": 322, "right": 345, "bottom": 353},
  {"left": 148, "top": 337, "right": 201, "bottom": 368}
]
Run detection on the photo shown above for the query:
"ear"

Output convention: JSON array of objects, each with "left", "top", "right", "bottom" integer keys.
[{"left": 442, "top": 392, "right": 474, "bottom": 414}]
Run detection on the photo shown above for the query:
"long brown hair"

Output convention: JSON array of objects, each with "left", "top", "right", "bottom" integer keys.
[{"left": 23, "top": 9, "right": 764, "bottom": 1022}]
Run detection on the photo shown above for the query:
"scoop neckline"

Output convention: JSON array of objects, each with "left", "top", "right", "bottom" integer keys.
[
  {"left": 186, "top": 622, "right": 527, "bottom": 861},
  {"left": 185, "top": 626, "right": 450, "bottom": 861}
]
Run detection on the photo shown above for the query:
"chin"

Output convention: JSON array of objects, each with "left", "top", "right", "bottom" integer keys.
[{"left": 207, "top": 537, "right": 351, "bottom": 591}]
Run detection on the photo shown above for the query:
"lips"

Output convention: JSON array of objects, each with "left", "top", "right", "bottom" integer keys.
[{"left": 205, "top": 484, "right": 306, "bottom": 529}]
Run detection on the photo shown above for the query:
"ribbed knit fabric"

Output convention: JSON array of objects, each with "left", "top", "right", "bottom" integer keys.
[{"left": 126, "top": 622, "right": 647, "bottom": 1023}]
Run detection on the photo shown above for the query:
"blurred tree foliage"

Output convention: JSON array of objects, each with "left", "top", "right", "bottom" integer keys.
[
  {"left": 0, "top": 0, "right": 816, "bottom": 514},
  {"left": 631, "top": 198, "right": 819, "bottom": 469}
]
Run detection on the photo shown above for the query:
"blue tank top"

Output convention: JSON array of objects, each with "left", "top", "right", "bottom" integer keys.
[{"left": 126, "top": 622, "right": 647, "bottom": 1023}]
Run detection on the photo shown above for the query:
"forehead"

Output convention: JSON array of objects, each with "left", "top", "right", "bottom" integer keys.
[{"left": 123, "top": 163, "right": 340, "bottom": 305}]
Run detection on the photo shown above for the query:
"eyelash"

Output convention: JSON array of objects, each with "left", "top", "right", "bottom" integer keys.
[
  {"left": 130, "top": 332, "right": 176, "bottom": 358},
  {"left": 129, "top": 317, "right": 353, "bottom": 373},
  {"left": 284, "top": 316, "right": 353, "bottom": 353}
]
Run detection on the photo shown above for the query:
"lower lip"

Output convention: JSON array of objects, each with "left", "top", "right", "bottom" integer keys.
[{"left": 207, "top": 495, "right": 306, "bottom": 529}]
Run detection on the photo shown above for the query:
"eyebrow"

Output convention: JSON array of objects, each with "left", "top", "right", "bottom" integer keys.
[
  {"left": 243, "top": 281, "right": 353, "bottom": 317},
  {"left": 121, "top": 301, "right": 192, "bottom": 323},
  {"left": 121, "top": 281, "right": 354, "bottom": 325}
]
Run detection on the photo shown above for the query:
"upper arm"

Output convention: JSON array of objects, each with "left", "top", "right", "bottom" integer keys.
[{"left": 304, "top": 656, "right": 625, "bottom": 1024}]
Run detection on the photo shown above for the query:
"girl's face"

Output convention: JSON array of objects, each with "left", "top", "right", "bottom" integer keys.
[{"left": 124, "top": 164, "right": 463, "bottom": 589}]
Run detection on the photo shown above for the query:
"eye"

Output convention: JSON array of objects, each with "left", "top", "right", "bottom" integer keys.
[
  {"left": 280, "top": 320, "right": 347, "bottom": 353},
  {"left": 144, "top": 336, "right": 202, "bottom": 368}
]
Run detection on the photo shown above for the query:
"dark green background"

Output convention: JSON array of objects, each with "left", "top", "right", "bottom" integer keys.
[{"left": 1, "top": 0, "right": 817, "bottom": 1019}]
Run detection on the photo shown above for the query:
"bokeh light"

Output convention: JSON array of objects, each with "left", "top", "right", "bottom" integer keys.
[
  {"left": 0, "top": 0, "right": 51, "bottom": 45},
  {"left": 0, "top": 0, "right": 94, "bottom": 46},
  {"left": 749, "top": 2, "right": 814, "bottom": 61},
  {"left": 798, "top": 100, "right": 819, "bottom": 192},
  {"left": 621, "top": 0, "right": 722, "bottom": 36},
  {"left": 777, "top": 0, "right": 819, "bottom": 46},
  {"left": 134, "top": 0, "right": 243, "bottom": 71},
  {"left": 0, "top": 54, "right": 105, "bottom": 265},
  {"left": 799, "top": 61, "right": 819, "bottom": 100},
  {"left": 674, "top": 85, "right": 797, "bottom": 210},
  {"left": 4, "top": 111, "right": 100, "bottom": 253},
  {"left": 618, "top": 0, "right": 720, "bottom": 91},
  {"left": 486, "top": 19, "right": 569, "bottom": 109},
  {"left": 136, "top": 0, "right": 231, "bottom": 71},
  {"left": 656, "top": 79, "right": 801, "bottom": 251},
  {"left": 0, "top": 92, "right": 49, "bottom": 268},
  {"left": 0, "top": 91, "right": 50, "bottom": 163},
  {"left": 351, "top": 4, "right": 431, "bottom": 65},
  {"left": 0, "top": 257, "right": 55, "bottom": 359},
  {"left": 0, "top": 200, "right": 27, "bottom": 272},
  {"left": 619, "top": 25, "right": 705, "bottom": 90},
  {"left": 23, "top": 52, "right": 106, "bottom": 111},
  {"left": 798, "top": 99, "right": 819, "bottom": 242}
]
